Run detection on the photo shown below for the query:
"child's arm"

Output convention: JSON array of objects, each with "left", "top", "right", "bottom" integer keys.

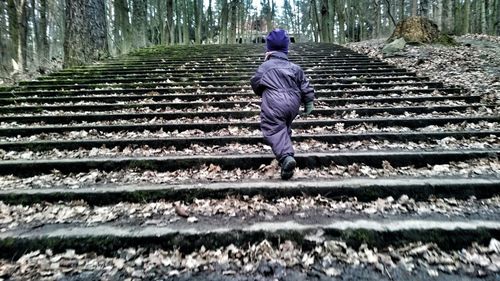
[
  {"left": 296, "top": 67, "right": 315, "bottom": 115},
  {"left": 296, "top": 67, "right": 315, "bottom": 103},
  {"left": 250, "top": 66, "right": 266, "bottom": 96}
]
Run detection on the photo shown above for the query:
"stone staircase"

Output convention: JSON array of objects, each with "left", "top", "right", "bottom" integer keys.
[{"left": 0, "top": 43, "right": 499, "bottom": 280}]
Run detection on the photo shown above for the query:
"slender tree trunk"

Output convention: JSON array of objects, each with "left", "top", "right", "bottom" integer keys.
[
  {"left": 481, "top": 0, "right": 487, "bottom": 33},
  {"left": 194, "top": 0, "right": 202, "bottom": 44},
  {"left": 7, "top": 0, "right": 25, "bottom": 71},
  {"left": 493, "top": 0, "right": 500, "bottom": 35},
  {"left": 435, "top": 0, "right": 442, "bottom": 29},
  {"left": 336, "top": 0, "right": 345, "bottom": 44},
  {"left": 228, "top": 0, "right": 237, "bottom": 44},
  {"left": 207, "top": 0, "right": 213, "bottom": 43},
  {"left": 0, "top": 0, "right": 8, "bottom": 74},
  {"left": 64, "top": 0, "right": 108, "bottom": 67},
  {"left": 220, "top": 0, "right": 229, "bottom": 44},
  {"left": 346, "top": 0, "right": 354, "bottom": 41},
  {"left": 39, "top": 0, "right": 49, "bottom": 61},
  {"left": 399, "top": 0, "right": 405, "bottom": 20},
  {"left": 164, "top": 0, "right": 174, "bottom": 45},
  {"left": 441, "top": 0, "right": 453, "bottom": 33},
  {"left": 487, "top": 0, "right": 494, "bottom": 34},
  {"left": 463, "top": 0, "right": 471, "bottom": 34},
  {"left": 310, "top": 0, "right": 320, "bottom": 42},
  {"left": 264, "top": 0, "right": 274, "bottom": 32},
  {"left": 182, "top": 0, "right": 189, "bottom": 44},
  {"left": 411, "top": 0, "right": 417, "bottom": 16},
  {"left": 420, "top": 0, "right": 430, "bottom": 17},
  {"left": 328, "top": 0, "right": 335, "bottom": 42},
  {"left": 113, "top": 0, "right": 131, "bottom": 53},
  {"left": 176, "top": 0, "right": 182, "bottom": 43},
  {"left": 26, "top": 0, "right": 36, "bottom": 68},
  {"left": 319, "top": 0, "right": 329, "bottom": 42},
  {"left": 20, "top": 0, "right": 29, "bottom": 69},
  {"left": 372, "top": 0, "right": 380, "bottom": 38}
]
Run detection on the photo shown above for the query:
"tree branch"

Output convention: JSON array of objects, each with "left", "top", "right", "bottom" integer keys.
[{"left": 384, "top": 0, "right": 397, "bottom": 26}]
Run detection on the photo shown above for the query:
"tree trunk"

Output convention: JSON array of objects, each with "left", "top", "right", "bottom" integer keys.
[
  {"left": 113, "top": 0, "right": 132, "bottom": 53},
  {"left": 399, "top": 0, "right": 405, "bottom": 20},
  {"left": 194, "top": 0, "right": 202, "bottom": 44},
  {"left": 39, "top": 0, "right": 49, "bottom": 62},
  {"left": 0, "top": 0, "right": 8, "bottom": 74},
  {"left": 29, "top": 0, "right": 37, "bottom": 66},
  {"left": 319, "top": 0, "right": 330, "bottom": 42},
  {"left": 182, "top": 0, "right": 189, "bottom": 44},
  {"left": 264, "top": 0, "right": 275, "bottom": 32},
  {"left": 207, "top": 0, "right": 213, "bottom": 43},
  {"left": 310, "top": 0, "right": 320, "bottom": 42},
  {"left": 220, "top": 0, "right": 229, "bottom": 44},
  {"left": 411, "top": 0, "right": 417, "bottom": 16},
  {"left": 64, "top": 0, "right": 109, "bottom": 67},
  {"left": 487, "top": 0, "right": 494, "bottom": 34},
  {"left": 420, "top": 0, "right": 430, "bottom": 17},
  {"left": 336, "top": 0, "right": 345, "bottom": 44},
  {"left": 372, "top": 0, "right": 380, "bottom": 38},
  {"left": 164, "top": 0, "right": 174, "bottom": 45},
  {"left": 7, "top": 0, "right": 26, "bottom": 71},
  {"left": 463, "top": 0, "right": 471, "bottom": 34},
  {"left": 20, "top": 0, "right": 29, "bottom": 69},
  {"left": 441, "top": 0, "right": 453, "bottom": 33},
  {"left": 346, "top": 0, "right": 355, "bottom": 42},
  {"left": 132, "top": 0, "right": 147, "bottom": 48},
  {"left": 176, "top": 0, "right": 182, "bottom": 43},
  {"left": 228, "top": 0, "right": 238, "bottom": 44},
  {"left": 453, "top": 0, "right": 461, "bottom": 34},
  {"left": 328, "top": 0, "right": 335, "bottom": 42},
  {"left": 481, "top": 0, "right": 487, "bottom": 33},
  {"left": 493, "top": 0, "right": 500, "bottom": 35}
]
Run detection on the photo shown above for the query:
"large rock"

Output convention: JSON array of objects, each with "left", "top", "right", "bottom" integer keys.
[
  {"left": 382, "top": 38, "right": 406, "bottom": 56},
  {"left": 388, "top": 16, "right": 456, "bottom": 45}
]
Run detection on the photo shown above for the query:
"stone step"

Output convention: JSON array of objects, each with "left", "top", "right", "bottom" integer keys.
[
  {"left": 0, "top": 149, "right": 497, "bottom": 176},
  {"left": 3, "top": 81, "right": 445, "bottom": 93},
  {"left": 0, "top": 94, "right": 474, "bottom": 106},
  {"left": 23, "top": 75, "right": 427, "bottom": 86},
  {"left": 0, "top": 217, "right": 498, "bottom": 260},
  {"left": 0, "top": 105, "right": 489, "bottom": 124},
  {"left": 40, "top": 70, "right": 417, "bottom": 80},
  {"left": 0, "top": 87, "right": 462, "bottom": 99},
  {"left": 0, "top": 96, "right": 480, "bottom": 113},
  {"left": 1, "top": 116, "right": 497, "bottom": 136},
  {"left": 1, "top": 131, "right": 497, "bottom": 152},
  {"left": 36, "top": 70, "right": 418, "bottom": 83},
  {"left": 0, "top": 177, "right": 498, "bottom": 204}
]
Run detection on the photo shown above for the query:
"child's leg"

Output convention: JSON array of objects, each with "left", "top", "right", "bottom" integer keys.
[
  {"left": 260, "top": 95, "right": 299, "bottom": 162},
  {"left": 260, "top": 117, "right": 294, "bottom": 162}
]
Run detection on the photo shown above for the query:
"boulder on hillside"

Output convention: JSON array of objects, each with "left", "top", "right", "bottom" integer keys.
[
  {"left": 388, "top": 16, "right": 456, "bottom": 45},
  {"left": 382, "top": 38, "right": 407, "bottom": 56}
]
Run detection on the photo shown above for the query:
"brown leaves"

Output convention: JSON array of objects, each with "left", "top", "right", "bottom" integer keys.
[
  {"left": 2, "top": 237, "right": 500, "bottom": 279},
  {"left": 174, "top": 204, "right": 189, "bottom": 218}
]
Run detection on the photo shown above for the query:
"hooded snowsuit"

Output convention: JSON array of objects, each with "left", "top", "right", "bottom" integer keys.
[{"left": 250, "top": 51, "right": 315, "bottom": 162}]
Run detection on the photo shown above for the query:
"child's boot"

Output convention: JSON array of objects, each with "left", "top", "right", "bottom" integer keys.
[{"left": 281, "top": 156, "right": 296, "bottom": 180}]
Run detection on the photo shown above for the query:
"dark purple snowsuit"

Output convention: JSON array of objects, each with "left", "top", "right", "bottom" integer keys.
[{"left": 250, "top": 52, "right": 315, "bottom": 162}]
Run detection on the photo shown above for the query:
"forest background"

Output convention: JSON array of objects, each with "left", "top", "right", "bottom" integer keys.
[{"left": 0, "top": 0, "right": 499, "bottom": 83}]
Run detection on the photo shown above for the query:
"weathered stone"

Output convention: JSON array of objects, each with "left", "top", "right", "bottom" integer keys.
[{"left": 382, "top": 38, "right": 406, "bottom": 57}]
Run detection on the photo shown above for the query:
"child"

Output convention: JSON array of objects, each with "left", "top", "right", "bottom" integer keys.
[{"left": 250, "top": 29, "right": 315, "bottom": 180}]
